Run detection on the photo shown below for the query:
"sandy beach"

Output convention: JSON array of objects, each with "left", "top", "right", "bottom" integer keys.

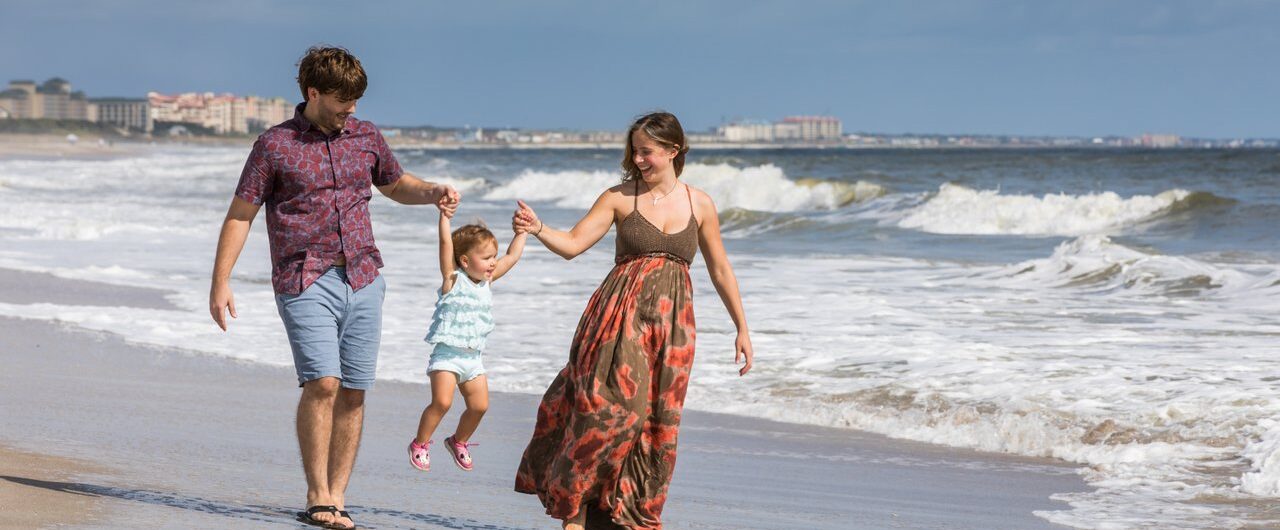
[
  {"left": 0, "top": 268, "right": 1090, "bottom": 529},
  {"left": 0, "top": 133, "right": 256, "bottom": 161},
  {"left": 0, "top": 133, "right": 145, "bottom": 159}
]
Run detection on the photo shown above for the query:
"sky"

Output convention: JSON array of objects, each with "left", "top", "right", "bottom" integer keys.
[{"left": 2, "top": 0, "right": 1277, "bottom": 138}]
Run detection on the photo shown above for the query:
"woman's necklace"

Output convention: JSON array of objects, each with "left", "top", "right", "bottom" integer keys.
[{"left": 648, "top": 181, "right": 679, "bottom": 206}]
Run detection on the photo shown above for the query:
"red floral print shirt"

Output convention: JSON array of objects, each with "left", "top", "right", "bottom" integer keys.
[{"left": 235, "top": 104, "right": 402, "bottom": 295}]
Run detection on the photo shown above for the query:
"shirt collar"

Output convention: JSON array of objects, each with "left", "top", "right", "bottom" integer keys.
[{"left": 291, "top": 102, "right": 353, "bottom": 137}]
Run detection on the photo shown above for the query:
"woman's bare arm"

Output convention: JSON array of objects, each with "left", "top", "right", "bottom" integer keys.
[{"left": 694, "top": 189, "right": 754, "bottom": 376}]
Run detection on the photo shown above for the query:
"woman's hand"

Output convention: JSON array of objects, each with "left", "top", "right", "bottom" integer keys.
[
  {"left": 735, "top": 331, "right": 754, "bottom": 376},
  {"left": 513, "top": 200, "right": 541, "bottom": 235}
]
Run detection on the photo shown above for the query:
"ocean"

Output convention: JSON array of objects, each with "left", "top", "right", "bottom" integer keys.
[{"left": 2, "top": 145, "right": 1278, "bottom": 528}]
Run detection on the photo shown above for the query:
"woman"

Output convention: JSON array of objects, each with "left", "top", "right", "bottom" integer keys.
[{"left": 512, "top": 111, "right": 754, "bottom": 530}]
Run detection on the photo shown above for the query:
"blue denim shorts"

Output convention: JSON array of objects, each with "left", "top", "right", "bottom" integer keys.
[
  {"left": 275, "top": 267, "right": 385, "bottom": 390},
  {"left": 428, "top": 343, "right": 486, "bottom": 382}
]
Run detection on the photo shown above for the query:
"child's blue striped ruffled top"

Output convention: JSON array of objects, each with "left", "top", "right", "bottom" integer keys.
[{"left": 424, "top": 270, "right": 494, "bottom": 352}]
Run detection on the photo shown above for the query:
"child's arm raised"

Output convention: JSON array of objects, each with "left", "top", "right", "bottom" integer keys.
[
  {"left": 491, "top": 230, "right": 527, "bottom": 283},
  {"left": 438, "top": 210, "right": 457, "bottom": 294}
]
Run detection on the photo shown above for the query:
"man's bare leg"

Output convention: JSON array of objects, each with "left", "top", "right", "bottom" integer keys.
[
  {"left": 326, "top": 386, "right": 366, "bottom": 529},
  {"left": 298, "top": 377, "right": 340, "bottom": 526}
]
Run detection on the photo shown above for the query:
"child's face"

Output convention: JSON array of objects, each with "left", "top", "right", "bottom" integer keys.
[{"left": 460, "top": 241, "right": 498, "bottom": 281}]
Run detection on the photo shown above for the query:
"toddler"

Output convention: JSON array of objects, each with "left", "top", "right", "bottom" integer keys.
[{"left": 409, "top": 207, "right": 526, "bottom": 472}]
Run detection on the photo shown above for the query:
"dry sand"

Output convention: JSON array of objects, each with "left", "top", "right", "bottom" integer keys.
[{"left": 0, "top": 133, "right": 252, "bottom": 161}]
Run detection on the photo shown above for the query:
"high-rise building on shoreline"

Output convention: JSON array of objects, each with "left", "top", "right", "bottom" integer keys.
[
  {"left": 720, "top": 120, "right": 776, "bottom": 142},
  {"left": 782, "top": 115, "right": 842, "bottom": 141},
  {"left": 717, "top": 115, "right": 843, "bottom": 142},
  {"left": 0, "top": 78, "right": 93, "bottom": 122},
  {"left": 91, "top": 98, "right": 152, "bottom": 133},
  {"left": 1140, "top": 133, "right": 1181, "bottom": 148},
  {"left": 0, "top": 77, "right": 292, "bottom": 135},
  {"left": 147, "top": 92, "right": 292, "bottom": 135}
]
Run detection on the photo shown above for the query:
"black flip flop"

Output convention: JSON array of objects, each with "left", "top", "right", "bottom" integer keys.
[
  {"left": 335, "top": 510, "right": 357, "bottom": 530},
  {"left": 296, "top": 505, "right": 338, "bottom": 527}
]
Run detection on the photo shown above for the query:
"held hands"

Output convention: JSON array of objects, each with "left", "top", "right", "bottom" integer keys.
[
  {"left": 435, "top": 185, "right": 461, "bottom": 217},
  {"left": 508, "top": 198, "right": 749, "bottom": 374},
  {"left": 735, "top": 332, "right": 754, "bottom": 376},
  {"left": 512, "top": 200, "right": 540, "bottom": 235}
]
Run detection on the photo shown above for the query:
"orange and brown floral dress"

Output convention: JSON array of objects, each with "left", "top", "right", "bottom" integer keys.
[{"left": 516, "top": 183, "right": 699, "bottom": 529}]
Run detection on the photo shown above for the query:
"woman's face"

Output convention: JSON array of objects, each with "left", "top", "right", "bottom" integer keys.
[{"left": 631, "top": 130, "right": 677, "bottom": 181}]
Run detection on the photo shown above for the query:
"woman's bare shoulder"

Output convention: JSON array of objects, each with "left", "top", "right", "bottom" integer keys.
[
  {"left": 685, "top": 184, "right": 717, "bottom": 211},
  {"left": 597, "top": 182, "right": 635, "bottom": 206},
  {"left": 603, "top": 182, "right": 629, "bottom": 196}
]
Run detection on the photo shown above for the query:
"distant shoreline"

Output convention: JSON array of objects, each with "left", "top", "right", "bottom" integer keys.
[
  {"left": 2, "top": 131, "right": 1273, "bottom": 159},
  {"left": 0, "top": 132, "right": 252, "bottom": 160},
  {"left": 382, "top": 139, "right": 1268, "bottom": 151}
]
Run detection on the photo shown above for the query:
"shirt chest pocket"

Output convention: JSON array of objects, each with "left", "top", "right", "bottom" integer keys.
[
  {"left": 274, "top": 167, "right": 327, "bottom": 215},
  {"left": 332, "top": 149, "right": 379, "bottom": 186}
]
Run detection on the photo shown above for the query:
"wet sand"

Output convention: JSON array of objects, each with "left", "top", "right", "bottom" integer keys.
[{"left": 0, "top": 269, "right": 1091, "bottom": 529}]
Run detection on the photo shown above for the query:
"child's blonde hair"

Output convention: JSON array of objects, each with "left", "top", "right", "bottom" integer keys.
[{"left": 452, "top": 223, "right": 497, "bottom": 268}]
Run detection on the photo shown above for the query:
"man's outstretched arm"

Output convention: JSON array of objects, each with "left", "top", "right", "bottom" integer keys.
[
  {"left": 209, "top": 196, "right": 260, "bottom": 331},
  {"left": 376, "top": 173, "right": 459, "bottom": 213}
]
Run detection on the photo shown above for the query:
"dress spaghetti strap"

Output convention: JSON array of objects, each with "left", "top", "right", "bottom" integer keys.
[{"left": 685, "top": 182, "right": 697, "bottom": 227}]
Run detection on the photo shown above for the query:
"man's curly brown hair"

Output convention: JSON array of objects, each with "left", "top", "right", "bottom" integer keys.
[{"left": 296, "top": 45, "right": 367, "bottom": 101}]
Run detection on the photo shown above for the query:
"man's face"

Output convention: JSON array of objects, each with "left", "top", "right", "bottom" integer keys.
[{"left": 307, "top": 88, "right": 357, "bottom": 133}]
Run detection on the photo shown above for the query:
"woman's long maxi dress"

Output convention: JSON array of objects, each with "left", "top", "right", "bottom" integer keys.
[{"left": 515, "top": 183, "right": 700, "bottom": 529}]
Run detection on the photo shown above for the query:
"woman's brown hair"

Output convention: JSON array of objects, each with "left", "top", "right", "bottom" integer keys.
[
  {"left": 621, "top": 112, "right": 689, "bottom": 181},
  {"left": 296, "top": 46, "right": 367, "bottom": 102}
]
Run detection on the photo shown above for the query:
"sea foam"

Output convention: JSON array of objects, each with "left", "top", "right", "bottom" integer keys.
[
  {"left": 4, "top": 147, "right": 1280, "bottom": 529},
  {"left": 898, "top": 183, "right": 1198, "bottom": 236},
  {"left": 484, "top": 163, "right": 884, "bottom": 212},
  {"left": 1003, "top": 235, "right": 1265, "bottom": 296}
]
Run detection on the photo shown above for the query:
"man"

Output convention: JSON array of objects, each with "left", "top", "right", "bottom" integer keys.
[{"left": 208, "top": 46, "right": 458, "bottom": 530}]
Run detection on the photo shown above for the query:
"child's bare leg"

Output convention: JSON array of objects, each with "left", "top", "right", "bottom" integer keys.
[
  {"left": 415, "top": 371, "right": 458, "bottom": 443},
  {"left": 453, "top": 374, "right": 489, "bottom": 442}
]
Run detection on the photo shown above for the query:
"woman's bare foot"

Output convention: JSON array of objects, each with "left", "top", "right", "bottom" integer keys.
[{"left": 562, "top": 508, "right": 586, "bottom": 530}]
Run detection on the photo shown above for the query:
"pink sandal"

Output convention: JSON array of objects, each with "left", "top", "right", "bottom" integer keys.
[
  {"left": 444, "top": 435, "right": 477, "bottom": 471},
  {"left": 408, "top": 439, "right": 431, "bottom": 472}
]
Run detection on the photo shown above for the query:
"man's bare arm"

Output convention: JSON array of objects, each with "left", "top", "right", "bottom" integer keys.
[
  {"left": 209, "top": 196, "right": 260, "bottom": 331},
  {"left": 377, "top": 173, "right": 459, "bottom": 212}
]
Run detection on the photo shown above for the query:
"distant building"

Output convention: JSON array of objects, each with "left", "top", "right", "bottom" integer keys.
[
  {"left": 717, "top": 115, "right": 843, "bottom": 143},
  {"left": 494, "top": 130, "right": 519, "bottom": 143},
  {"left": 1140, "top": 133, "right": 1181, "bottom": 148},
  {"left": 719, "top": 120, "right": 774, "bottom": 142},
  {"left": 246, "top": 95, "right": 292, "bottom": 131},
  {"left": 781, "top": 116, "right": 842, "bottom": 141},
  {"left": 149, "top": 92, "right": 292, "bottom": 134},
  {"left": 0, "top": 89, "right": 19, "bottom": 119},
  {"left": 91, "top": 98, "right": 152, "bottom": 133},
  {"left": 0, "top": 78, "right": 94, "bottom": 121},
  {"left": 773, "top": 121, "right": 803, "bottom": 141}
]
